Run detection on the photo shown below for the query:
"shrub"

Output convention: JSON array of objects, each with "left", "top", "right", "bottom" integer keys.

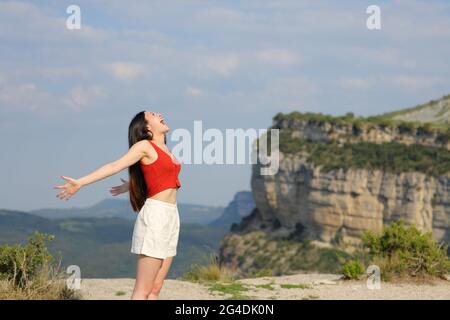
[
  {"left": 352, "top": 120, "right": 363, "bottom": 136},
  {"left": 0, "top": 232, "right": 55, "bottom": 286},
  {"left": 362, "top": 220, "right": 450, "bottom": 280},
  {"left": 416, "top": 123, "right": 433, "bottom": 136},
  {"left": 436, "top": 128, "right": 450, "bottom": 145},
  {"left": 341, "top": 260, "right": 365, "bottom": 280},
  {"left": 0, "top": 231, "right": 80, "bottom": 299},
  {"left": 398, "top": 122, "right": 416, "bottom": 134}
]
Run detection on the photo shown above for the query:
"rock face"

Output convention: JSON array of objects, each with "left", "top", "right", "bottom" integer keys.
[
  {"left": 232, "top": 118, "right": 450, "bottom": 246},
  {"left": 247, "top": 155, "right": 450, "bottom": 245},
  {"left": 209, "top": 191, "right": 255, "bottom": 229}
]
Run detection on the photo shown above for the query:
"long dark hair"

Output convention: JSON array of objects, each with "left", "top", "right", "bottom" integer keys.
[{"left": 128, "top": 110, "right": 166, "bottom": 212}]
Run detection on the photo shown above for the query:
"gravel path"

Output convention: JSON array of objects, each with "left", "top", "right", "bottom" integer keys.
[{"left": 79, "top": 273, "right": 450, "bottom": 300}]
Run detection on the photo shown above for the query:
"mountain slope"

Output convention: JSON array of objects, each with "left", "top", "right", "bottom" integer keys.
[
  {"left": 30, "top": 198, "right": 225, "bottom": 225},
  {"left": 208, "top": 191, "right": 255, "bottom": 229},
  {"left": 381, "top": 94, "right": 450, "bottom": 126},
  {"left": 0, "top": 209, "right": 228, "bottom": 278}
]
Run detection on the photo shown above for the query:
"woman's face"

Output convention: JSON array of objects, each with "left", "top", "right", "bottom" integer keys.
[{"left": 145, "top": 111, "right": 169, "bottom": 134}]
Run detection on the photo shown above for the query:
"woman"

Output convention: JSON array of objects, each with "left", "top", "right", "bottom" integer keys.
[{"left": 54, "top": 111, "right": 182, "bottom": 300}]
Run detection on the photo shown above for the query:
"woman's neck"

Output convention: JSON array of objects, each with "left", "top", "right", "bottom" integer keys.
[{"left": 151, "top": 134, "right": 165, "bottom": 146}]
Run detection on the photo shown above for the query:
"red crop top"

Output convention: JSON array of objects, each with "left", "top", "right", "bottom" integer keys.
[{"left": 140, "top": 139, "right": 181, "bottom": 197}]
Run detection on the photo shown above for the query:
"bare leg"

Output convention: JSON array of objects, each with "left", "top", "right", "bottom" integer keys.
[
  {"left": 147, "top": 256, "right": 174, "bottom": 300},
  {"left": 131, "top": 254, "right": 163, "bottom": 300}
]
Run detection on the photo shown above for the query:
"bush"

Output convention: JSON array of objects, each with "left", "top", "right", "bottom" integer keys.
[
  {"left": 0, "top": 232, "right": 55, "bottom": 287},
  {"left": 436, "top": 128, "right": 450, "bottom": 145},
  {"left": 362, "top": 220, "right": 450, "bottom": 281},
  {"left": 398, "top": 122, "right": 416, "bottom": 134},
  {"left": 352, "top": 120, "right": 363, "bottom": 136},
  {"left": 0, "top": 231, "right": 80, "bottom": 300},
  {"left": 341, "top": 260, "right": 365, "bottom": 280},
  {"left": 416, "top": 123, "right": 433, "bottom": 136}
]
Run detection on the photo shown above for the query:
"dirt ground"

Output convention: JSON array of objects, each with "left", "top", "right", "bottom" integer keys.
[{"left": 79, "top": 273, "right": 450, "bottom": 300}]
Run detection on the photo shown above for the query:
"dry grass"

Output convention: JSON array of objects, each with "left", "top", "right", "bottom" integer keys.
[
  {"left": 181, "top": 253, "right": 236, "bottom": 283},
  {"left": 0, "top": 260, "right": 81, "bottom": 300}
]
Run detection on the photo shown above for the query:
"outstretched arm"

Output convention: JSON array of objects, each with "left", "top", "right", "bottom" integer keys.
[{"left": 54, "top": 140, "right": 147, "bottom": 200}]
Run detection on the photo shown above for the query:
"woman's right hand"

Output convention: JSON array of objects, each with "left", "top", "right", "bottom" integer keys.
[
  {"left": 54, "top": 175, "right": 82, "bottom": 201},
  {"left": 110, "top": 178, "right": 129, "bottom": 196}
]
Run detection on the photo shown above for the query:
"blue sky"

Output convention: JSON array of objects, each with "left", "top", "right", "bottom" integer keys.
[{"left": 1, "top": 0, "right": 449, "bottom": 211}]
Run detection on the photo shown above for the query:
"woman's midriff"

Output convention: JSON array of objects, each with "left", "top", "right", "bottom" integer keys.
[{"left": 148, "top": 188, "right": 178, "bottom": 204}]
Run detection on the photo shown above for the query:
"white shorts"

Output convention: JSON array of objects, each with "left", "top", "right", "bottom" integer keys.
[{"left": 131, "top": 198, "right": 180, "bottom": 259}]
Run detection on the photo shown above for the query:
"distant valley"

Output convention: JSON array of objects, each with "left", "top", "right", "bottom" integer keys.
[{"left": 0, "top": 193, "right": 254, "bottom": 279}]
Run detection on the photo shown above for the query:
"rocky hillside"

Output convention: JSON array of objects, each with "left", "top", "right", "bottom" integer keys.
[
  {"left": 219, "top": 95, "right": 450, "bottom": 274},
  {"left": 382, "top": 94, "right": 450, "bottom": 126}
]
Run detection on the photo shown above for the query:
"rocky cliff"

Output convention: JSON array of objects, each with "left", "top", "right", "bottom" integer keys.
[
  {"left": 220, "top": 96, "right": 450, "bottom": 272},
  {"left": 247, "top": 155, "right": 450, "bottom": 246}
]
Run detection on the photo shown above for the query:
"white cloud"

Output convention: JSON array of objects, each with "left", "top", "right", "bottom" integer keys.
[
  {"left": 255, "top": 49, "right": 302, "bottom": 66},
  {"left": 0, "top": 82, "right": 54, "bottom": 112},
  {"left": 62, "top": 85, "right": 106, "bottom": 111},
  {"left": 0, "top": 80, "right": 106, "bottom": 114},
  {"left": 104, "top": 62, "right": 146, "bottom": 80},
  {"left": 202, "top": 54, "right": 240, "bottom": 76},
  {"left": 0, "top": 1, "right": 109, "bottom": 44}
]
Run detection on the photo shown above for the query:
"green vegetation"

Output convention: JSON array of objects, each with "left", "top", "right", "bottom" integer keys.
[
  {"left": 277, "top": 130, "right": 450, "bottom": 176},
  {"left": 361, "top": 220, "right": 450, "bottom": 281},
  {"left": 255, "top": 283, "right": 275, "bottom": 290},
  {"left": 221, "top": 232, "right": 353, "bottom": 277},
  {"left": 0, "top": 231, "right": 80, "bottom": 300},
  {"left": 273, "top": 110, "right": 448, "bottom": 132},
  {"left": 208, "top": 282, "right": 254, "bottom": 300},
  {"left": 223, "top": 222, "right": 449, "bottom": 283},
  {"left": 436, "top": 127, "right": 450, "bottom": 145},
  {"left": 274, "top": 94, "right": 450, "bottom": 133},
  {"left": 341, "top": 260, "right": 365, "bottom": 280},
  {"left": 0, "top": 210, "right": 229, "bottom": 279},
  {"left": 280, "top": 283, "right": 312, "bottom": 289}
]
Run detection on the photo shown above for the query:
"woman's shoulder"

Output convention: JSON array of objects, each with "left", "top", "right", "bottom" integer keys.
[{"left": 140, "top": 139, "right": 158, "bottom": 165}]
